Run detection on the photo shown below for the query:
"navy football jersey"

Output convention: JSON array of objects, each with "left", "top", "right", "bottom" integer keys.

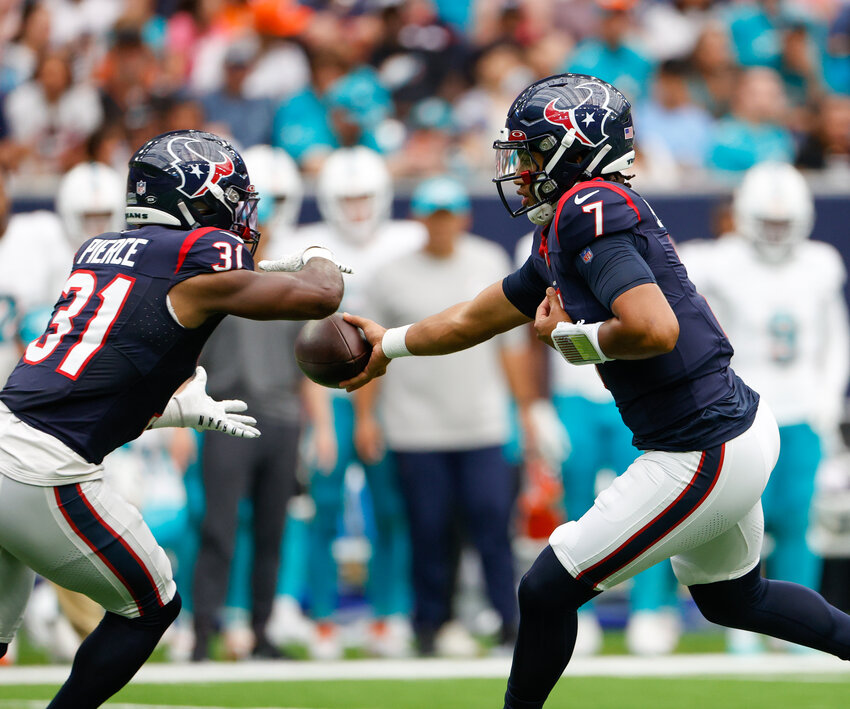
[
  {"left": 0, "top": 224, "right": 254, "bottom": 464},
  {"left": 503, "top": 177, "right": 758, "bottom": 451}
]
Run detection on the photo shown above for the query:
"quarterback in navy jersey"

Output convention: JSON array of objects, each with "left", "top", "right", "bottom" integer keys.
[
  {"left": 0, "top": 130, "right": 344, "bottom": 708},
  {"left": 343, "top": 75, "right": 850, "bottom": 708}
]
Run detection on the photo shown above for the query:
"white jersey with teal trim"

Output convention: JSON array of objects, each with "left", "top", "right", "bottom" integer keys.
[
  {"left": 680, "top": 235, "right": 849, "bottom": 432},
  {"left": 0, "top": 211, "right": 71, "bottom": 382}
]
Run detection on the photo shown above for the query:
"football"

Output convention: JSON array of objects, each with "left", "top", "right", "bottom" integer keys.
[{"left": 294, "top": 314, "right": 372, "bottom": 388}]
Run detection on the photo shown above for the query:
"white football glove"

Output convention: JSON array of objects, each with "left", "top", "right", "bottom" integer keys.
[
  {"left": 258, "top": 246, "right": 352, "bottom": 274},
  {"left": 148, "top": 366, "right": 261, "bottom": 438},
  {"left": 528, "top": 399, "right": 571, "bottom": 467}
]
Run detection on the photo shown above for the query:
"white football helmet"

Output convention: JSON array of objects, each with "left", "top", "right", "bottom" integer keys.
[
  {"left": 241, "top": 144, "right": 303, "bottom": 233},
  {"left": 733, "top": 161, "right": 814, "bottom": 263},
  {"left": 57, "top": 162, "right": 125, "bottom": 250},
  {"left": 316, "top": 147, "right": 392, "bottom": 245}
]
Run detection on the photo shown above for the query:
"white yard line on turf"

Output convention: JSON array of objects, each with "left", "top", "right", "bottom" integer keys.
[{"left": 0, "top": 653, "right": 847, "bottom": 686}]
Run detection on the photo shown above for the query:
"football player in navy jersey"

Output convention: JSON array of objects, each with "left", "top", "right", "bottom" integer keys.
[
  {"left": 342, "top": 75, "right": 850, "bottom": 708},
  {"left": 0, "top": 130, "right": 344, "bottom": 708}
]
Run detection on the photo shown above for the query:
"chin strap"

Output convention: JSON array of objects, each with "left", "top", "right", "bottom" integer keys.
[
  {"left": 525, "top": 128, "right": 577, "bottom": 227},
  {"left": 177, "top": 201, "right": 200, "bottom": 228},
  {"left": 527, "top": 203, "right": 554, "bottom": 226}
]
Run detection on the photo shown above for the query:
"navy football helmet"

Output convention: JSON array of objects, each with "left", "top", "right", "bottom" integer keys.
[
  {"left": 125, "top": 130, "right": 261, "bottom": 252},
  {"left": 493, "top": 73, "right": 635, "bottom": 225}
]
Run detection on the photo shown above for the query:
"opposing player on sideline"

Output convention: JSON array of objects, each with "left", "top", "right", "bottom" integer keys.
[
  {"left": 681, "top": 161, "right": 850, "bottom": 653},
  {"left": 0, "top": 129, "right": 344, "bottom": 708},
  {"left": 342, "top": 74, "right": 850, "bottom": 708}
]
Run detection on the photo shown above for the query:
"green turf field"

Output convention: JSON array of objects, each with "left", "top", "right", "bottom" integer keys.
[
  {"left": 3, "top": 631, "right": 848, "bottom": 708},
  {"left": 2, "top": 675, "right": 850, "bottom": 709}
]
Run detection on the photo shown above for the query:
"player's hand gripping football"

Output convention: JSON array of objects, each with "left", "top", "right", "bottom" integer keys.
[
  {"left": 148, "top": 366, "right": 261, "bottom": 438},
  {"left": 534, "top": 287, "right": 572, "bottom": 347},
  {"left": 258, "top": 246, "right": 353, "bottom": 274},
  {"left": 339, "top": 313, "right": 390, "bottom": 391}
]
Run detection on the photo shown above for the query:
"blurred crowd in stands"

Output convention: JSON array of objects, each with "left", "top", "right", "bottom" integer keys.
[{"left": 1, "top": 0, "right": 850, "bottom": 195}]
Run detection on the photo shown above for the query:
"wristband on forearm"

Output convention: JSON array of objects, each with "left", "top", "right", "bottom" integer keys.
[
  {"left": 381, "top": 325, "right": 413, "bottom": 358},
  {"left": 148, "top": 395, "right": 184, "bottom": 429},
  {"left": 552, "top": 320, "right": 613, "bottom": 366},
  {"left": 301, "top": 246, "right": 334, "bottom": 264}
]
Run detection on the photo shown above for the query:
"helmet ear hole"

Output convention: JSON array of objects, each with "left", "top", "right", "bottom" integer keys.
[
  {"left": 566, "top": 148, "right": 591, "bottom": 166},
  {"left": 190, "top": 198, "right": 216, "bottom": 216}
]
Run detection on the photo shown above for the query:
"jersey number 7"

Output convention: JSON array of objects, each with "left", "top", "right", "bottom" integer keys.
[
  {"left": 582, "top": 201, "right": 604, "bottom": 237},
  {"left": 24, "top": 271, "right": 135, "bottom": 380}
]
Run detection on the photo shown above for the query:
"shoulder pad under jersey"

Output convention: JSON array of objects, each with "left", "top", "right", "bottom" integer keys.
[
  {"left": 172, "top": 226, "right": 255, "bottom": 283},
  {"left": 552, "top": 179, "right": 642, "bottom": 254}
]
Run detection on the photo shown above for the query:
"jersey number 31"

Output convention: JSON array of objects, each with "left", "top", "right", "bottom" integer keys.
[{"left": 24, "top": 271, "right": 134, "bottom": 380}]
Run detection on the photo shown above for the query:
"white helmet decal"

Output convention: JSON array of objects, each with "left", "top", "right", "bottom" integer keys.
[
  {"left": 543, "top": 81, "right": 613, "bottom": 148},
  {"left": 167, "top": 135, "right": 236, "bottom": 199}
]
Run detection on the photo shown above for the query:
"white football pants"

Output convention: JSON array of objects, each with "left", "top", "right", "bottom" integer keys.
[
  {"left": 0, "top": 474, "right": 175, "bottom": 643},
  {"left": 550, "top": 402, "right": 780, "bottom": 590}
]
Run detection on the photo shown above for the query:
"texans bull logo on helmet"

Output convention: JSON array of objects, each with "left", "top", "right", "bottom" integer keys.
[
  {"left": 166, "top": 134, "right": 236, "bottom": 200},
  {"left": 542, "top": 80, "right": 615, "bottom": 148}
]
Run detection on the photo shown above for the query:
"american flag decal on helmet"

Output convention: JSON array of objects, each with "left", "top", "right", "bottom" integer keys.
[{"left": 624, "top": 126, "right": 634, "bottom": 139}]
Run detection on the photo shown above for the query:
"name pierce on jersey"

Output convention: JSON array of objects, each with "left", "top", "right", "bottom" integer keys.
[{"left": 76, "top": 237, "right": 150, "bottom": 268}]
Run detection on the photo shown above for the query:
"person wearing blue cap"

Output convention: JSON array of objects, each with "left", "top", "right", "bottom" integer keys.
[{"left": 355, "top": 176, "right": 535, "bottom": 655}]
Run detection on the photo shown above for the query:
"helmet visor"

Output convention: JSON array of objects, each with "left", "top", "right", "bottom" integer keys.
[
  {"left": 493, "top": 142, "right": 544, "bottom": 218},
  {"left": 494, "top": 146, "right": 540, "bottom": 183},
  {"left": 233, "top": 190, "right": 261, "bottom": 253}
]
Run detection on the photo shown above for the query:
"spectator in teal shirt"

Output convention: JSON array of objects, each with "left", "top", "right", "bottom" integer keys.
[
  {"left": 725, "top": 1, "right": 828, "bottom": 106},
  {"left": 272, "top": 49, "right": 392, "bottom": 173},
  {"left": 564, "top": 7, "right": 654, "bottom": 102},
  {"left": 825, "top": 5, "right": 850, "bottom": 95},
  {"left": 707, "top": 67, "right": 795, "bottom": 174},
  {"left": 725, "top": 0, "right": 786, "bottom": 70}
]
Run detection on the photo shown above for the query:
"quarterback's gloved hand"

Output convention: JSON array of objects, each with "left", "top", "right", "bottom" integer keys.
[
  {"left": 148, "top": 366, "right": 261, "bottom": 438},
  {"left": 258, "top": 246, "right": 353, "bottom": 274}
]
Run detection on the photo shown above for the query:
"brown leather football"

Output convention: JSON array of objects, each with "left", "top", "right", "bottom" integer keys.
[{"left": 294, "top": 314, "right": 372, "bottom": 388}]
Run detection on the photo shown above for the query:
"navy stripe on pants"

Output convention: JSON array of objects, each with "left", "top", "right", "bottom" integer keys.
[
  {"left": 54, "top": 484, "right": 164, "bottom": 616},
  {"left": 577, "top": 444, "right": 725, "bottom": 588}
]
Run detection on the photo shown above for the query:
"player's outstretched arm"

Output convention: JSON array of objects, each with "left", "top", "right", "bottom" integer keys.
[
  {"left": 341, "top": 280, "right": 530, "bottom": 391},
  {"left": 169, "top": 257, "right": 344, "bottom": 327}
]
